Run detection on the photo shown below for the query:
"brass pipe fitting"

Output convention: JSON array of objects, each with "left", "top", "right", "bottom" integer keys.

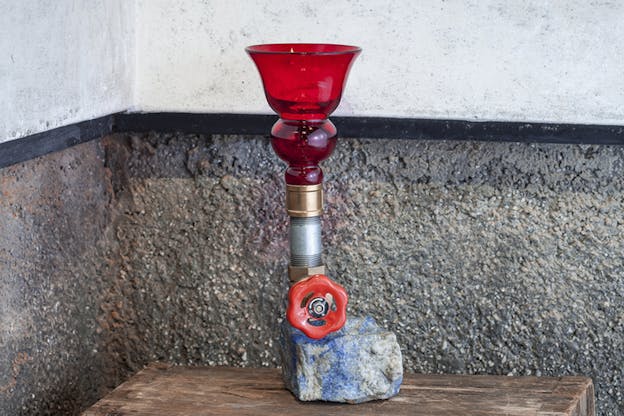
[
  {"left": 289, "top": 265, "right": 326, "bottom": 283},
  {"left": 286, "top": 184, "right": 323, "bottom": 217}
]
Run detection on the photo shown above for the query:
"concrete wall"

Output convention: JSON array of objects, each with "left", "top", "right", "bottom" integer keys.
[
  {"left": 0, "top": 140, "right": 121, "bottom": 414},
  {"left": 0, "top": 0, "right": 135, "bottom": 143},
  {"left": 4, "top": 0, "right": 624, "bottom": 145},
  {"left": 100, "top": 132, "right": 623, "bottom": 415},
  {"left": 135, "top": 0, "right": 624, "bottom": 125},
  {"left": 1, "top": 132, "right": 623, "bottom": 415},
  {"left": 2, "top": 2, "right": 624, "bottom": 415}
]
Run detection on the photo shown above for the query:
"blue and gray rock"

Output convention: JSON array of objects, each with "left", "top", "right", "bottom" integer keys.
[{"left": 280, "top": 316, "right": 403, "bottom": 403}]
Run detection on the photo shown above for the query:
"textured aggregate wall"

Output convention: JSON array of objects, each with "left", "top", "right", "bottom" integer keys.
[
  {"left": 103, "top": 133, "right": 623, "bottom": 415},
  {"left": 0, "top": 141, "right": 121, "bottom": 415},
  {"left": 1, "top": 134, "right": 623, "bottom": 415}
]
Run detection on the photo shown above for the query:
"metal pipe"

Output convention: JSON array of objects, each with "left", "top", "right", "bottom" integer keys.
[
  {"left": 289, "top": 216, "right": 322, "bottom": 267},
  {"left": 286, "top": 184, "right": 326, "bottom": 282}
]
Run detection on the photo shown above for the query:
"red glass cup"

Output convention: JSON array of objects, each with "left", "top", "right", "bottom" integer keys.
[{"left": 246, "top": 43, "right": 361, "bottom": 185}]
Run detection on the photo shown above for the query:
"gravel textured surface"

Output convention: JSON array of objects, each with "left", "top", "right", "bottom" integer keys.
[
  {"left": 0, "top": 141, "right": 119, "bottom": 415},
  {"left": 104, "top": 132, "right": 624, "bottom": 415},
  {"left": 1, "top": 132, "right": 623, "bottom": 415}
]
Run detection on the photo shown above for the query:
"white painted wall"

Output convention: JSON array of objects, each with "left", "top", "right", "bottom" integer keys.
[
  {"left": 135, "top": 0, "right": 624, "bottom": 125},
  {"left": 2, "top": 0, "right": 624, "bottom": 145},
  {"left": 0, "top": 0, "right": 135, "bottom": 143}
]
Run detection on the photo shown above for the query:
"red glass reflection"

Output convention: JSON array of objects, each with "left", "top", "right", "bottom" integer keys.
[
  {"left": 246, "top": 43, "right": 361, "bottom": 121},
  {"left": 271, "top": 119, "right": 337, "bottom": 185},
  {"left": 247, "top": 43, "right": 360, "bottom": 185}
]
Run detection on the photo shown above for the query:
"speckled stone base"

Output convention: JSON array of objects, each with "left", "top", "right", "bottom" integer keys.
[{"left": 280, "top": 316, "right": 403, "bottom": 403}]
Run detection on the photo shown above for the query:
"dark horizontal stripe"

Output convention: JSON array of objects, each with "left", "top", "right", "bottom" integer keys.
[
  {"left": 114, "top": 112, "right": 275, "bottom": 136},
  {"left": 0, "top": 115, "right": 114, "bottom": 169},
  {"left": 117, "top": 112, "right": 624, "bottom": 145},
  {"left": 336, "top": 117, "right": 624, "bottom": 144},
  {"left": 2, "top": 112, "right": 623, "bottom": 169}
]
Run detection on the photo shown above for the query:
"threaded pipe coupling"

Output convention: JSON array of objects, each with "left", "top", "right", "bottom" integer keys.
[{"left": 289, "top": 216, "right": 322, "bottom": 267}]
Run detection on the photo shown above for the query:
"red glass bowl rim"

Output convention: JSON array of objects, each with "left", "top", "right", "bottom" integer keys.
[{"left": 246, "top": 43, "right": 361, "bottom": 56}]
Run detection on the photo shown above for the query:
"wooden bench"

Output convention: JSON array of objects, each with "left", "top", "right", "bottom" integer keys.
[{"left": 83, "top": 362, "right": 595, "bottom": 415}]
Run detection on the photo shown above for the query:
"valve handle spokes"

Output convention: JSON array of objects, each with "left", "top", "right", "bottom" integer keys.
[{"left": 287, "top": 274, "right": 348, "bottom": 339}]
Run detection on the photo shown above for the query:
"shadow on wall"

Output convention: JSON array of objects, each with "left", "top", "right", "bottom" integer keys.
[
  {"left": 0, "top": 133, "right": 623, "bottom": 415},
  {"left": 0, "top": 140, "right": 119, "bottom": 415}
]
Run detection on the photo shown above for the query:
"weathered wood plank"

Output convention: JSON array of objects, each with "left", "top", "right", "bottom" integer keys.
[{"left": 83, "top": 363, "right": 594, "bottom": 416}]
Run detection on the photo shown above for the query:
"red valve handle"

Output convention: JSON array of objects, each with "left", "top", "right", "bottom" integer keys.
[{"left": 287, "top": 274, "right": 348, "bottom": 339}]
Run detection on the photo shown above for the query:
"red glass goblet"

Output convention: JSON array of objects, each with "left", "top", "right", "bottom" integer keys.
[{"left": 246, "top": 43, "right": 361, "bottom": 185}]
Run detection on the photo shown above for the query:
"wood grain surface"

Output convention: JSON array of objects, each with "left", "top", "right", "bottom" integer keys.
[{"left": 83, "top": 363, "right": 595, "bottom": 416}]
